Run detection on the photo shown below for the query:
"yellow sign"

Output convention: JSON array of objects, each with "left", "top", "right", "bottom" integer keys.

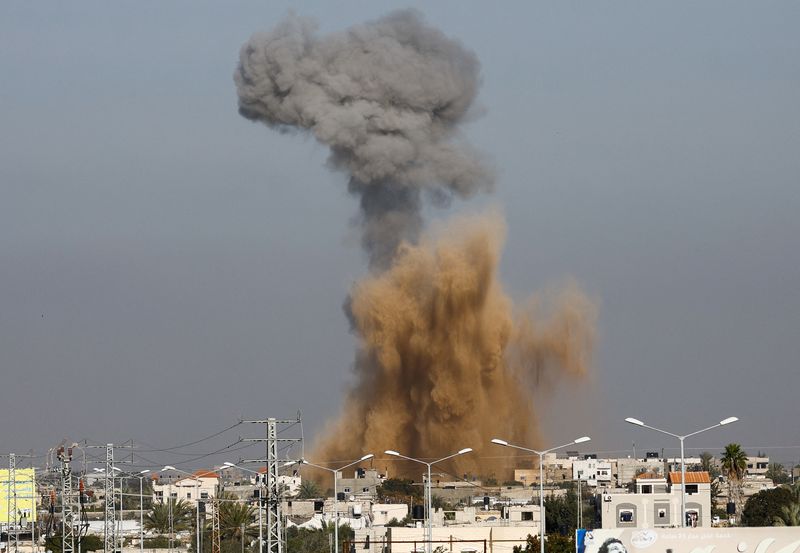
[{"left": 0, "top": 468, "right": 37, "bottom": 524}]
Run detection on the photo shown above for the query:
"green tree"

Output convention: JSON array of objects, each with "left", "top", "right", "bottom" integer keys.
[
  {"left": 45, "top": 535, "right": 104, "bottom": 553},
  {"left": 740, "top": 486, "right": 793, "bottom": 526},
  {"left": 710, "top": 480, "right": 726, "bottom": 517},
  {"left": 513, "top": 534, "right": 574, "bottom": 553},
  {"left": 297, "top": 480, "right": 321, "bottom": 499},
  {"left": 431, "top": 494, "right": 454, "bottom": 511},
  {"left": 774, "top": 503, "right": 800, "bottom": 526},
  {"left": 145, "top": 499, "right": 195, "bottom": 534},
  {"left": 766, "top": 463, "right": 790, "bottom": 485},
  {"left": 376, "top": 478, "right": 423, "bottom": 502},
  {"left": 285, "top": 521, "right": 353, "bottom": 553},
  {"left": 700, "top": 452, "right": 721, "bottom": 478},
  {"left": 721, "top": 443, "right": 748, "bottom": 517},
  {"left": 217, "top": 492, "right": 257, "bottom": 541}
]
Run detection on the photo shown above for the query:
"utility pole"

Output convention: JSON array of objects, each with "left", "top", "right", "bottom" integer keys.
[
  {"left": 9, "top": 453, "right": 18, "bottom": 553},
  {"left": 57, "top": 447, "right": 77, "bottom": 553},
  {"left": 104, "top": 445, "right": 115, "bottom": 553},
  {"left": 241, "top": 414, "right": 303, "bottom": 553},
  {"left": 211, "top": 497, "right": 221, "bottom": 553}
]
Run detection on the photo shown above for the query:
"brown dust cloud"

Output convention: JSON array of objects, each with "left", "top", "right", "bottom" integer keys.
[{"left": 235, "top": 10, "right": 596, "bottom": 478}]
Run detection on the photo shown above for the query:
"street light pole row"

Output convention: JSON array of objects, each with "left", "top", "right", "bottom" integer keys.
[{"left": 92, "top": 413, "right": 739, "bottom": 553}]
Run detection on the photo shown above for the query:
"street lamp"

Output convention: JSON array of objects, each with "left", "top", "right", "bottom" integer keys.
[
  {"left": 162, "top": 466, "right": 203, "bottom": 553},
  {"left": 111, "top": 467, "right": 124, "bottom": 553},
  {"left": 491, "top": 436, "right": 590, "bottom": 553},
  {"left": 625, "top": 416, "right": 738, "bottom": 527},
  {"left": 291, "top": 454, "right": 374, "bottom": 553},
  {"left": 137, "top": 470, "right": 150, "bottom": 553},
  {"left": 384, "top": 448, "right": 473, "bottom": 553}
]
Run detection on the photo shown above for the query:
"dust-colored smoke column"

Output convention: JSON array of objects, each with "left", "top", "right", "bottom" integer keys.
[
  {"left": 313, "top": 214, "right": 594, "bottom": 477},
  {"left": 235, "top": 10, "right": 596, "bottom": 476}
]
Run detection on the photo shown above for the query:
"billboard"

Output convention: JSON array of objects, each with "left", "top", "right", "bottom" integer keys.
[
  {"left": 1, "top": 468, "right": 38, "bottom": 526},
  {"left": 580, "top": 528, "right": 800, "bottom": 553}
]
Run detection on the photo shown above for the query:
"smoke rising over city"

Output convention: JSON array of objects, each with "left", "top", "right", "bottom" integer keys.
[
  {"left": 234, "top": 9, "right": 492, "bottom": 269},
  {"left": 235, "top": 10, "right": 596, "bottom": 475}
]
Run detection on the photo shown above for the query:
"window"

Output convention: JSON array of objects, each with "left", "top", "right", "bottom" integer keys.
[
  {"left": 343, "top": 487, "right": 351, "bottom": 493},
  {"left": 201, "top": 492, "right": 209, "bottom": 499},
  {"left": 187, "top": 493, "right": 192, "bottom": 499},
  {"left": 363, "top": 487, "right": 370, "bottom": 492},
  {"left": 619, "top": 510, "right": 634, "bottom": 523},
  {"left": 658, "top": 509, "right": 666, "bottom": 519},
  {"left": 521, "top": 511, "right": 533, "bottom": 521},
  {"left": 641, "top": 485, "right": 652, "bottom": 494},
  {"left": 685, "top": 484, "right": 698, "bottom": 494},
  {"left": 171, "top": 492, "right": 178, "bottom": 498}
]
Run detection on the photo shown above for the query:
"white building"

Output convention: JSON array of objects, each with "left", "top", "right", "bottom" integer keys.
[
  {"left": 152, "top": 470, "right": 218, "bottom": 504},
  {"left": 573, "top": 459, "right": 613, "bottom": 487},
  {"left": 598, "top": 471, "right": 712, "bottom": 529}
]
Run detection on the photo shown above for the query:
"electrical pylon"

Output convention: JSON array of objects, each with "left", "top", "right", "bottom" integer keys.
[
  {"left": 104, "top": 444, "right": 115, "bottom": 553},
  {"left": 57, "top": 446, "right": 76, "bottom": 553},
  {"left": 241, "top": 414, "right": 303, "bottom": 553},
  {"left": 211, "top": 497, "right": 221, "bottom": 553},
  {"left": 8, "top": 453, "right": 18, "bottom": 553}
]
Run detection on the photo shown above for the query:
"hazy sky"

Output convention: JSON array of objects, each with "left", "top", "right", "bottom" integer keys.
[{"left": 1, "top": 1, "right": 798, "bottom": 472}]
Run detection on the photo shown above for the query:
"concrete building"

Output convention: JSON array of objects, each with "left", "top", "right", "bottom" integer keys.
[
  {"left": 598, "top": 471, "right": 711, "bottom": 529},
  {"left": 573, "top": 459, "right": 612, "bottom": 487},
  {"left": 615, "top": 458, "right": 666, "bottom": 487},
  {"left": 337, "top": 468, "right": 384, "bottom": 500},
  {"left": 152, "top": 470, "right": 218, "bottom": 503},
  {"left": 370, "top": 503, "right": 409, "bottom": 526},
  {"left": 745, "top": 456, "right": 769, "bottom": 478}
]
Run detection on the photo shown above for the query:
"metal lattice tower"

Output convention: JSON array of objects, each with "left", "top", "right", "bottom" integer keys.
[
  {"left": 57, "top": 447, "right": 76, "bottom": 553},
  {"left": 104, "top": 444, "right": 115, "bottom": 553},
  {"left": 242, "top": 415, "right": 303, "bottom": 553},
  {"left": 211, "top": 497, "right": 221, "bottom": 553},
  {"left": 9, "top": 453, "right": 18, "bottom": 553}
]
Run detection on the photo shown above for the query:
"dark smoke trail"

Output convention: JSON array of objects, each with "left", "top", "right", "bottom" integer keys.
[
  {"left": 234, "top": 9, "right": 493, "bottom": 269},
  {"left": 235, "top": 11, "right": 596, "bottom": 477}
]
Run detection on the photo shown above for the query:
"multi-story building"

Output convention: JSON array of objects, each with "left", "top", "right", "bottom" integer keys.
[
  {"left": 597, "top": 471, "right": 712, "bottom": 529},
  {"left": 152, "top": 469, "right": 218, "bottom": 504}
]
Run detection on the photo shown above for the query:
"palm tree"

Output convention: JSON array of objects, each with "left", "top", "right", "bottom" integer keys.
[
  {"left": 699, "top": 451, "right": 721, "bottom": 478},
  {"left": 766, "top": 463, "right": 788, "bottom": 484},
  {"left": 217, "top": 492, "right": 258, "bottom": 542},
  {"left": 145, "top": 499, "right": 195, "bottom": 534},
  {"left": 774, "top": 503, "right": 800, "bottom": 526},
  {"left": 721, "top": 443, "right": 748, "bottom": 519},
  {"left": 297, "top": 480, "right": 321, "bottom": 499}
]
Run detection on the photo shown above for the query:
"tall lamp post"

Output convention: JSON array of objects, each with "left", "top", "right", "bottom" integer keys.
[
  {"left": 384, "top": 448, "right": 473, "bottom": 553},
  {"left": 625, "top": 416, "right": 738, "bottom": 527},
  {"left": 162, "top": 466, "right": 203, "bottom": 553},
  {"left": 292, "top": 454, "right": 374, "bottom": 553},
  {"left": 137, "top": 470, "right": 150, "bottom": 553},
  {"left": 491, "top": 436, "right": 590, "bottom": 553}
]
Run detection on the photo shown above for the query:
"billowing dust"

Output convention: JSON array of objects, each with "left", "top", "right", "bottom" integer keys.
[{"left": 313, "top": 214, "right": 595, "bottom": 477}]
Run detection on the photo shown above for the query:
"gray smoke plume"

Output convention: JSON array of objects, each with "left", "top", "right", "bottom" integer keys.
[{"left": 234, "top": 9, "right": 494, "bottom": 269}]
